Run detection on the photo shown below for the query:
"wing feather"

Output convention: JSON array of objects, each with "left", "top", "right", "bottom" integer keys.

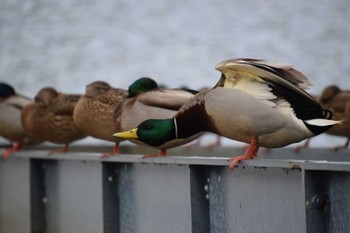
[
  {"left": 215, "top": 58, "right": 316, "bottom": 103},
  {"left": 137, "top": 89, "right": 194, "bottom": 111}
]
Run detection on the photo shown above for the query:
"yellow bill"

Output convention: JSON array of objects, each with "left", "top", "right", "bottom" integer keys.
[{"left": 113, "top": 128, "right": 139, "bottom": 139}]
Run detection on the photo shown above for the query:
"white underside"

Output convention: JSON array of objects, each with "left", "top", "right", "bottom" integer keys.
[
  {"left": 0, "top": 96, "right": 33, "bottom": 142},
  {"left": 205, "top": 87, "right": 314, "bottom": 148}
]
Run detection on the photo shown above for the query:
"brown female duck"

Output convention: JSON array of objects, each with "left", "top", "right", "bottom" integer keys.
[
  {"left": 319, "top": 85, "right": 350, "bottom": 150},
  {"left": 73, "top": 81, "right": 128, "bottom": 156},
  {"left": 21, "top": 87, "right": 86, "bottom": 154}
]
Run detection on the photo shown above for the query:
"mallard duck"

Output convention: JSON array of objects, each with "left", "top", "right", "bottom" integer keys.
[
  {"left": 114, "top": 58, "right": 340, "bottom": 169},
  {"left": 73, "top": 81, "right": 128, "bottom": 156},
  {"left": 21, "top": 87, "right": 86, "bottom": 154},
  {"left": 113, "top": 77, "right": 201, "bottom": 157},
  {"left": 0, "top": 83, "right": 42, "bottom": 159}
]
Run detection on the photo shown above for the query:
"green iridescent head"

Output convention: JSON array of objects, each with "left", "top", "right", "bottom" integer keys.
[
  {"left": 114, "top": 118, "right": 176, "bottom": 147},
  {"left": 128, "top": 77, "right": 159, "bottom": 97}
]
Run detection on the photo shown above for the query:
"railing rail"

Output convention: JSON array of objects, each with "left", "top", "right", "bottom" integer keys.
[{"left": 1, "top": 146, "right": 350, "bottom": 233}]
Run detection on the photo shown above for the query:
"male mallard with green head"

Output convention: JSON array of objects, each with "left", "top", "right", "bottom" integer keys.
[
  {"left": 0, "top": 83, "right": 42, "bottom": 159},
  {"left": 21, "top": 87, "right": 86, "bottom": 154},
  {"left": 114, "top": 58, "right": 340, "bottom": 169},
  {"left": 73, "top": 81, "right": 128, "bottom": 156},
  {"left": 113, "top": 77, "right": 201, "bottom": 157}
]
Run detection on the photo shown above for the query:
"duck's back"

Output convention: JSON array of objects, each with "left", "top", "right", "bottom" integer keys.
[
  {"left": 323, "top": 91, "right": 350, "bottom": 118},
  {"left": 22, "top": 93, "right": 86, "bottom": 144},
  {"left": 115, "top": 89, "right": 193, "bottom": 132},
  {"left": 73, "top": 89, "right": 127, "bottom": 142}
]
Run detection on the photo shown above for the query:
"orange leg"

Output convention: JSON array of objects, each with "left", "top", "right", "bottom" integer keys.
[
  {"left": 2, "top": 142, "right": 23, "bottom": 160},
  {"left": 100, "top": 143, "right": 120, "bottom": 158},
  {"left": 143, "top": 149, "right": 167, "bottom": 158},
  {"left": 228, "top": 137, "right": 259, "bottom": 170},
  {"left": 48, "top": 144, "right": 69, "bottom": 155}
]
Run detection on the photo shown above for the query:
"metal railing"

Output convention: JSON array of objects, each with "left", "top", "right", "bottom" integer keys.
[{"left": 1, "top": 146, "right": 350, "bottom": 233}]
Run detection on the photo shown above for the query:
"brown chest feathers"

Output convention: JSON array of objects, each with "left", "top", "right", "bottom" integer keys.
[{"left": 175, "top": 89, "right": 217, "bottom": 138}]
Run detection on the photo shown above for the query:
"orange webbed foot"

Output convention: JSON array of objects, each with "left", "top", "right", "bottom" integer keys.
[
  {"left": 228, "top": 137, "right": 259, "bottom": 170},
  {"left": 1, "top": 142, "right": 23, "bottom": 160},
  {"left": 48, "top": 144, "right": 69, "bottom": 155},
  {"left": 100, "top": 143, "right": 120, "bottom": 158},
  {"left": 143, "top": 149, "right": 167, "bottom": 158}
]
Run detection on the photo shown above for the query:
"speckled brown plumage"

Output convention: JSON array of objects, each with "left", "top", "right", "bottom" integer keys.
[
  {"left": 73, "top": 81, "right": 128, "bottom": 155},
  {"left": 319, "top": 85, "right": 350, "bottom": 149},
  {"left": 21, "top": 87, "right": 86, "bottom": 153}
]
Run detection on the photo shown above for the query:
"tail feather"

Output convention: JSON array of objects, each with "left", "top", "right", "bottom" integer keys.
[{"left": 305, "top": 119, "right": 341, "bottom": 127}]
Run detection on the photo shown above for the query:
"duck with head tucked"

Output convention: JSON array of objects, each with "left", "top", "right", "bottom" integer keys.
[
  {"left": 73, "top": 81, "right": 128, "bottom": 156},
  {"left": 113, "top": 77, "right": 201, "bottom": 157},
  {"left": 21, "top": 87, "right": 86, "bottom": 154},
  {"left": 114, "top": 58, "right": 340, "bottom": 169},
  {"left": 318, "top": 85, "right": 350, "bottom": 150},
  {"left": 0, "top": 83, "right": 42, "bottom": 159}
]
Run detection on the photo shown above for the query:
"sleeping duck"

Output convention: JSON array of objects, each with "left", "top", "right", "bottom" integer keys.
[
  {"left": 319, "top": 85, "right": 350, "bottom": 150},
  {"left": 73, "top": 81, "right": 128, "bottom": 156},
  {"left": 113, "top": 77, "right": 201, "bottom": 157},
  {"left": 114, "top": 58, "right": 340, "bottom": 169},
  {"left": 21, "top": 87, "right": 86, "bottom": 154},
  {"left": 0, "top": 83, "right": 42, "bottom": 159}
]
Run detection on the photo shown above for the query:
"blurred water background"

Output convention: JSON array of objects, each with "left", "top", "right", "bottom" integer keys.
[{"left": 1, "top": 0, "right": 350, "bottom": 149}]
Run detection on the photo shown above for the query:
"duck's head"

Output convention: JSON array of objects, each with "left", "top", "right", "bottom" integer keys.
[
  {"left": 86, "top": 81, "right": 111, "bottom": 97},
  {"left": 34, "top": 87, "right": 58, "bottom": 105},
  {"left": 320, "top": 85, "right": 341, "bottom": 104},
  {"left": 113, "top": 118, "right": 175, "bottom": 147},
  {"left": 0, "top": 83, "right": 15, "bottom": 99},
  {"left": 128, "top": 77, "right": 159, "bottom": 97}
]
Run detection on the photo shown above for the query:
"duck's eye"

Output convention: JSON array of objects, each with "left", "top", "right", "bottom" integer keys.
[{"left": 144, "top": 125, "right": 152, "bottom": 130}]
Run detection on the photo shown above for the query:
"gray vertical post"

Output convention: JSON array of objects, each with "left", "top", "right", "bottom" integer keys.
[
  {"left": 0, "top": 158, "right": 31, "bottom": 233},
  {"left": 30, "top": 159, "right": 46, "bottom": 233},
  {"left": 208, "top": 166, "right": 226, "bottom": 233},
  {"left": 102, "top": 163, "right": 120, "bottom": 233},
  {"left": 304, "top": 170, "right": 328, "bottom": 233},
  {"left": 327, "top": 172, "right": 350, "bottom": 233},
  {"left": 190, "top": 165, "right": 210, "bottom": 233}
]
